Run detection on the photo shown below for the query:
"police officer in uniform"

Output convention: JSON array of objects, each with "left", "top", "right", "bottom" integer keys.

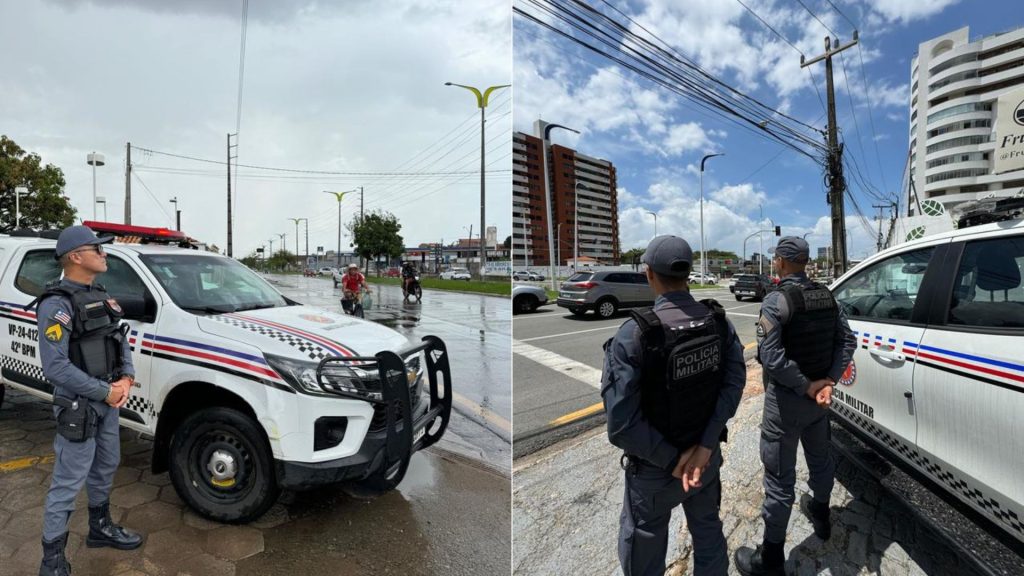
[
  {"left": 602, "top": 235, "right": 746, "bottom": 576},
  {"left": 735, "top": 237, "right": 856, "bottom": 575},
  {"left": 32, "top": 226, "right": 143, "bottom": 576}
]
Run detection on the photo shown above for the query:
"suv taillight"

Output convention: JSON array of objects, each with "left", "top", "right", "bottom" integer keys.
[{"left": 575, "top": 281, "right": 598, "bottom": 289}]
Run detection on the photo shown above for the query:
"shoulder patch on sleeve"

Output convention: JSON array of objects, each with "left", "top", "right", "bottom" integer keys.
[
  {"left": 757, "top": 315, "right": 775, "bottom": 338},
  {"left": 45, "top": 323, "right": 64, "bottom": 342},
  {"left": 53, "top": 310, "right": 72, "bottom": 327}
]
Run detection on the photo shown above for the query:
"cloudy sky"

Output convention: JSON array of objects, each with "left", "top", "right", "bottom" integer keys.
[
  {"left": 514, "top": 0, "right": 1020, "bottom": 261},
  {"left": 2, "top": 0, "right": 511, "bottom": 258}
]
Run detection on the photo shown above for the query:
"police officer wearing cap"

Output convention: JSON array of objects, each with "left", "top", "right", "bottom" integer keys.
[
  {"left": 602, "top": 235, "right": 746, "bottom": 576},
  {"left": 31, "top": 226, "right": 142, "bottom": 576},
  {"left": 735, "top": 237, "right": 856, "bottom": 576}
]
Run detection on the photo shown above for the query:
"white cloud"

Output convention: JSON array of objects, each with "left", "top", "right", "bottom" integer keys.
[
  {"left": 710, "top": 183, "right": 768, "bottom": 212},
  {"left": 662, "top": 122, "right": 719, "bottom": 156},
  {"left": 861, "top": 0, "right": 961, "bottom": 25},
  {"left": 1, "top": 0, "right": 511, "bottom": 253}
]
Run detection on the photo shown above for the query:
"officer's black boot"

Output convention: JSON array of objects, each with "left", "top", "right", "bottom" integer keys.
[
  {"left": 734, "top": 539, "right": 786, "bottom": 576},
  {"left": 39, "top": 533, "right": 71, "bottom": 576},
  {"left": 800, "top": 494, "right": 832, "bottom": 541},
  {"left": 86, "top": 502, "right": 143, "bottom": 550}
]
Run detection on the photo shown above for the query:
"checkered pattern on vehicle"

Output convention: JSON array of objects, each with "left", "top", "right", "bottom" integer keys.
[
  {"left": 832, "top": 402, "right": 1024, "bottom": 537},
  {"left": 212, "top": 316, "right": 331, "bottom": 361},
  {"left": 2, "top": 354, "right": 46, "bottom": 382},
  {"left": 124, "top": 394, "right": 155, "bottom": 418}
]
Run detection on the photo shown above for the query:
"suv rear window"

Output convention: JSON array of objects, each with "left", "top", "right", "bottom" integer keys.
[
  {"left": 567, "top": 273, "right": 593, "bottom": 282},
  {"left": 948, "top": 236, "right": 1024, "bottom": 328}
]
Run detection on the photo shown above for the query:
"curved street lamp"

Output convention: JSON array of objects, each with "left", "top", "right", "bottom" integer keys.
[
  {"left": 539, "top": 122, "right": 580, "bottom": 289},
  {"left": 646, "top": 210, "right": 658, "bottom": 238},
  {"left": 700, "top": 152, "right": 724, "bottom": 282},
  {"left": 324, "top": 190, "right": 356, "bottom": 268},
  {"left": 445, "top": 81, "right": 510, "bottom": 279}
]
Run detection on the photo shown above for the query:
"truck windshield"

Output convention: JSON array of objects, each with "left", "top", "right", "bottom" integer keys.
[{"left": 140, "top": 254, "right": 287, "bottom": 313}]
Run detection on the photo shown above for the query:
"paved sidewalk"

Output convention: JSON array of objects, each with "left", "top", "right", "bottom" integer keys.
[
  {"left": 0, "top": 389, "right": 510, "bottom": 576},
  {"left": 513, "top": 362, "right": 997, "bottom": 576}
]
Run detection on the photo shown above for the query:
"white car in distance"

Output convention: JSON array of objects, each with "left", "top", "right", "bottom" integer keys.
[{"left": 440, "top": 267, "right": 471, "bottom": 281}]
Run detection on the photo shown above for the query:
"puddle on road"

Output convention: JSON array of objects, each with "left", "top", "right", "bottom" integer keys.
[{"left": 237, "top": 452, "right": 510, "bottom": 576}]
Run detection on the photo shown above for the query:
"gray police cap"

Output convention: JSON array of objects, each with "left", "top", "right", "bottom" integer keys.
[
  {"left": 641, "top": 235, "right": 693, "bottom": 278},
  {"left": 775, "top": 236, "right": 810, "bottom": 263},
  {"left": 55, "top": 225, "right": 113, "bottom": 258}
]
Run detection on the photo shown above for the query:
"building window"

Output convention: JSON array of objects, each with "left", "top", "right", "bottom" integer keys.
[{"left": 926, "top": 102, "right": 991, "bottom": 125}]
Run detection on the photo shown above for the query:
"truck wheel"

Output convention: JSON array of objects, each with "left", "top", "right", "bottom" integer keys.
[{"left": 169, "top": 407, "right": 279, "bottom": 523}]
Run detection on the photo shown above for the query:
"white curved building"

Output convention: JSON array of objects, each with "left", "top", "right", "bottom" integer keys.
[{"left": 908, "top": 26, "right": 1024, "bottom": 217}]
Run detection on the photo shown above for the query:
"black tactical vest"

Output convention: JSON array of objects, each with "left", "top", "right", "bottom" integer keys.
[
  {"left": 631, "top": 299, "right": 729, "bottom": 451},
  {"left": 30, "top": 283, "right": 127, "bottom": 379},
  {"left": 778, "top": 280, "right": 838, "bottom": 381}
]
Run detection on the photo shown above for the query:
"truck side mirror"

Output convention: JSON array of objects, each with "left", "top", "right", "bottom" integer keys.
[{"left": 120, "top": 290, "right": 158, "bottom": 323}]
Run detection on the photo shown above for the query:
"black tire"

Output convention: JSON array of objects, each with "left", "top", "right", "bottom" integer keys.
[
  {"left": 168, "top": 407, "right": 279, "bottom": 523},
  {"left": 735, "top": 294, "right": 743, "bottom": 301},
  {"left": 596, "top": 298, "right": 618, "bottom": 319},
  {"left": 514, "top": 295, "right": 536, "bottom": 314},
  {"left": 414, "top": 285, "right": 423, "bottom": 300},
  {"left": 569, "top": 307, "right": 587, "bottom": 317}
]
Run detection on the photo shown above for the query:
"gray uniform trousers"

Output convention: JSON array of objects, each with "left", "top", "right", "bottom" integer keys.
[
  {"left": 619, "top": 449, "right": 727, "bottom": 576},
  {"left": 759, "top": 383, "right": 834, "bottom": 544},
  {"left": 43, "top": 399, "right": 121, "bottom": 541}
]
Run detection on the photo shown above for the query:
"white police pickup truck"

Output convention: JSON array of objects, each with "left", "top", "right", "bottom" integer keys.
[
  {"left": 0, "top": 227, "right": 451, "bottom": 523},
  {"left": 829, "top": 197, "right": 1024, "bottom": 544}
]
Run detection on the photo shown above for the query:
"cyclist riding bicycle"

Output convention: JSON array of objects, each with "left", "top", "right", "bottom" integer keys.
[{"left": 341, "top": 264, "right": 369, "bottom": 312}]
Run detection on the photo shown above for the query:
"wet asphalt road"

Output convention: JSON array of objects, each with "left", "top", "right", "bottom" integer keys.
[
  {"left": 512, "top": 285, "right": 759, "bottom": 451},
  {"left": 267, "top": 274, "right": 511, "bottom": 472}
]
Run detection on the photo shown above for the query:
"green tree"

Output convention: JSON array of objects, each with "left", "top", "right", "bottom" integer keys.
[
  {"left": 621, "top": 247, "right": 645, "bottom": 264},
  {"left": 0, "top": 135, "right": 78, "bottom": 232},
  {"left": 239, "top": 254, "right": 260, "bottom": 269},
  {"left": 267, "top": 249, "right": 295, "bottom": 272},
  {"left": 347, "top": 211, "right": 403, "bottom": 275}
]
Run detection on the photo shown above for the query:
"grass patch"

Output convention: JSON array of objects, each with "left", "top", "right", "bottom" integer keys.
[{"left": 365, "top": 276, "right": 510, "bottom": 296}]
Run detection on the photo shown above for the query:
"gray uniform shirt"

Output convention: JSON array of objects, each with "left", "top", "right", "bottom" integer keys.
[
  {"left": 601, "top": 291, "right": 746, "bottom": 469},
  {"left": 36, "top": 279, "right": 135, "bottom": 403},
  {"left": 756, "top": 272, "right": 856, "bottom": 396}
]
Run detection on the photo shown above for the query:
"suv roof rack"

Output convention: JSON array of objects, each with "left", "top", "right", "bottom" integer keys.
[{"left": 955, "top": 191, "right": 1024, "bottom": 229}]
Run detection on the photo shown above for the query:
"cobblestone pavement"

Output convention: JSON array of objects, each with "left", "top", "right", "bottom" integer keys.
[
  {"left": 513, "top": 362, "right": 1015, "bottom": 576},
  {"left": 0, "top": 389, "right": 511, "bottom": 576}
]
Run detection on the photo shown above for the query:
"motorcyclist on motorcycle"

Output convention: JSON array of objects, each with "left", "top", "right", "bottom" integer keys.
[{"left": 401, "top": 261, "right": 417, "bottom": 294}]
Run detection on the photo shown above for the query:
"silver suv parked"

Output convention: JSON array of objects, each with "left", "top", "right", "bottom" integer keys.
[{"left": 556, "top": 271, "right": 654, "bottom": 318}]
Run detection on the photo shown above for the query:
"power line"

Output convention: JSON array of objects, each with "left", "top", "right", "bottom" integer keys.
[
  {"left": 131, "top": 171, "right": 174, "bottom": 224},
  {"left": 793, "top": 0, "right": 838, "bottom": 38},
  {"left": 855, "top": 43, "right": 891, "bottom": 194},
  {"left": 823, "top": 0, "right": 858, "bottom": 30}
]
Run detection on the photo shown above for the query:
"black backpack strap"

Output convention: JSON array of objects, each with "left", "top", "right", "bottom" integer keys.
[
  {"left": 629, "top": 307, "right": 663, "bottom": 346},
  {"left": 699, "top": 298, "right": 730, "bottom": 345},
  {"left": 777, "top": 282, "right": 804, "bottom": 317},
  {"left": 25, "top": 282, "right": 73, "bottom": 311}
]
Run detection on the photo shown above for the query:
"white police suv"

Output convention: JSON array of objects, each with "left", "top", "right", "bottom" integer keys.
[
  {"left": 0, "top": 223, "right": 452, "bottom": 523},
  {"left": 829, "top": 197, "right": 1024, "bottom": 544}
]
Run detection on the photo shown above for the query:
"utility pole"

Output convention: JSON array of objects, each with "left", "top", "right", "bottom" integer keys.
[
  {"left": 802, "top": 32, "right": 858, "bottom": 278},
  {"left": 872, "top": 203, "right": 888, "bottom": 253},
  {"left": 124, "top": 142, "right": 132, "bottom": 224},
  {"left": 227, "top": 133, "right": 238, "bottom": 257}
]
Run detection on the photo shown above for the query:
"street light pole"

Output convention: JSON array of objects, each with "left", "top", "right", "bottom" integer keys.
[
  {"left": 288, "top": 218, "right": 303, "bottom": 264},
  {"left": 169, "top": 197, "right": 179, "bottom": 230},
  {"left": 700, "top": 152, "right": 724, "bottom": 283},
  {"left": 646, "top": 210, "right": 658, "bottom": 238},
  {"left": 324, "top": 190, "right": 356, "bottom": 269},
  {"left": 538, "top": 122, "right": 580, "bottom": 290},
  {"left": 87, "top": 152, "right": 105, "bottom": 221},
  {"left": 743, "top": 230, "right": 760, "bottom": 273},
  {"left": 96, "top": 196, "right": 107, "bottom": 222},
  {"left": 445, "top": 82, "right": 510, "bottom": 280},
  {"left": 14, "top": 186, "right": 28, "bottom": 229}
]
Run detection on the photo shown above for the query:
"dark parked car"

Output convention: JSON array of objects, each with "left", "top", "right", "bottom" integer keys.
[
  {"left": 729, "top": 273, "right": 773, "bottom": 301},
  {"left": 556, "top": 271, "right": 654, "bottom": 318}
]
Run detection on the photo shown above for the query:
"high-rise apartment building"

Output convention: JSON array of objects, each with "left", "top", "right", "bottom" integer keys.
[
  {"left": 908, "top": 26, "right": 1024, "bottom": 217},
  {"left": 512, "top": 120, "right": 620, "bottom": 267}
]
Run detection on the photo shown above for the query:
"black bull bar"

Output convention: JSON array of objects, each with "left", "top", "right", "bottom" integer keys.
[{"left": 314, "top": 335, "right": 452, "bottom": 483}]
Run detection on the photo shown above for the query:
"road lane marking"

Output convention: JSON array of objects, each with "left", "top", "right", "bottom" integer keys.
[
  {"left": 520, "top": 325, "right": 619, "bottom": 342},
  {"left": 0, "top": 455, "right": 54, "bottom": 474},
  {"left": 513, "top": 340, "right": 602, "bottom": 389},
  {"left": 549, "top": 401, "right": 605, "bottom": 426},
  {"left": 452, "top": 391, "right": 511, "bottom": 435}
]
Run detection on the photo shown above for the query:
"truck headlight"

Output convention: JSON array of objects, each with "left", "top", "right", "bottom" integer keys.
[{"left": 264, "top": 354, "right": 382, "bottom": 401}]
